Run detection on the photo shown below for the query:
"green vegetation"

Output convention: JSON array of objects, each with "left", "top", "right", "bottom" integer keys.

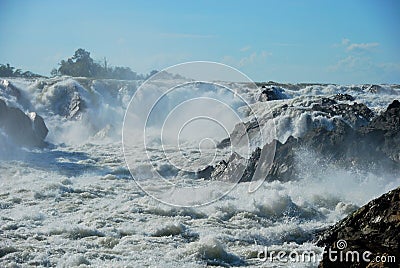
[
  {"left": 53, "top": 48, "right": 154, "bottom": 80},
  {"left": 1, "top": 49, "right": 155, "bottom": 80},
  {"left": 0, "top": 63, "right": 42, "bottom": 78}
]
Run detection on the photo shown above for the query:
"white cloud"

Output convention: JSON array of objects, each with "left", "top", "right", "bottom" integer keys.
[
  {"left": 240, "top": 46, "right": 251, "bottom": 52},
  {"left": 329, "top": 38, "right": 381, "bottom": 73},
  {"left": 337, "top": 38, "right": 379, "bottom": 52},
  {"left": 346, "top": 42, "right": 379, "bottom": 52},
  {"left": 341, "top": 38, "right": 350, "bottom": 45},
  {"left": 328, "top": 55, "right": 369, "bottom": 71},
  {"left": 223, "top": 51, "right": 271, "bottom": 68}
]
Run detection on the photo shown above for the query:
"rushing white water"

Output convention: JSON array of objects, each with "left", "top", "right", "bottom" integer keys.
[{"left": 1, "top": 77, "right": 399, "bottom": 267}]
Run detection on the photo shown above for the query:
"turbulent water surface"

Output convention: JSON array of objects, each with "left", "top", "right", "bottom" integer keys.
[{"left": 1, "top": 77, "right": 399, "bottom": 267}]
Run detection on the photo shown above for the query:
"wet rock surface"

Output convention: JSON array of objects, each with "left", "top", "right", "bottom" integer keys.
[
  {"left": 201, "top": 100, "right": 400, "bottom": 182},
  {"left": 0, "top": 79, "right": 21, "bottom": 101},
  {"left": 258, "top": 86, "right": 288, "bottom": 101},
  {"left": 0, "top": 99, "right": 48, "bottom": 147},
  {"left": 311, "top": 99, "right": 374, "bottom": 128},
  {"left": 316, "top": 187, "right": 400, "bottom": 268}
]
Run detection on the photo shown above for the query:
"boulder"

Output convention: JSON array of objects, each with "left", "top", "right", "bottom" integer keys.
[
  {"left": 0, "top": 99, "right": 48, "bottom": 148},
  {"left": 28, "top": 112, "right": 49, "bottom": 140},
  {"left": 317, "top": 187, "right": 400, "bottom": 268},
  {"left": 258, "top": 86, "right": 288, "bottom": 101}
]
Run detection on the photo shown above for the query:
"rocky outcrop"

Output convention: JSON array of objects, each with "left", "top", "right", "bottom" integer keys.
[
  {"left": 198, "top": 148, "right": 262, "bottom": 183},
  {"left": 258, "top": 86, "right": 288, "bottom": 101},
  {"left": 317, "top": 187, "right": 400, "bottom": 268},
  {"left": 0, "top": 99, "right": 48, "bottom": 148},
  {"left": 0, "top": 79, "right": 21, "bottom": 101},
  {"left": 361, "top": 100, "right": 400, "bottom": 163},
  {"left": 35, "top": 80, "right": 86, "bottom": 119},
  {"left": 363, "top": 84, "right": 383, "bottom": 93},
  {"left": 333, "top": 93, "right": 355, "bottom": 102},
  {"left": 67, "top": 92, "right": 85, "bottom": 119},
  {"left": 201, "top": 100, "right": 400, "bottom": 182},
  {"left": 310, "top": 98, "right": 374, "bottom": 128}
]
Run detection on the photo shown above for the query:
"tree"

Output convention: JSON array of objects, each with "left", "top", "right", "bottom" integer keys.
[
  {"left": 0, "top": 63, "right": 42, "bottom": 78},
  {"left": 50, "top": 68, "right": 58, "bottom": 77},
  {"left": 0, "top": 64, "right": 14, "bottom": 77},
  {"left": 56, "top": 49, "right": 99, "bottom": 77},
  {"left": 54, "top": 48, "right": 145, "bottom": 80}
]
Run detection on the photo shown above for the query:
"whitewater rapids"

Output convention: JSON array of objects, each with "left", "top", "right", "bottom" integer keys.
[{"left": 0, "top": 76, "right": 399, "bottom": 267}]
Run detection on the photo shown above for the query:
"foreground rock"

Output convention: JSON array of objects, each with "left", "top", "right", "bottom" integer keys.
[
  {"left": 0, "top": 99, "right": 48, "bottom": 147},
  {"left": 317, "top": 187, "right": 400, "bottom": 268}
]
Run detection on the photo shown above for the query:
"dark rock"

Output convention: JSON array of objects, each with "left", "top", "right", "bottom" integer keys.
[
  {"left": 30, "top": 112, "right": 49, "bottom": 140},
  {"left": 266, "top": 138, "right": 297, "bottom": 182},
  {"left": 317, "top": 187, "right": 400, "bottom": 268},
  {"left": 206, "top": 100, "right": 400, "bottom": 183},
  {"left": 319, "top": 97, "right": 337, "bottom": 106},
  {"left": 258, "top": 86, "right": 288, "bottom": 101},
  {"left": 333, "top": 93, "right": 355, "bottom": 102},
  {"left": 0, "top": 99, "right": 48, "bottom": 148},
  {"left": 236, "top": 147, "right": 261, "bottom": 183},
  {"left": 361, "top": 100, "right": 400, "bottom": 162},
  {"left": 196, "top": 165, "right": 214, "bottom": 179},
  {"left": 387, "top": 99, "right": 400, "bottom": 110},
  {"left": 41, "top": 82, "right": 86, "bottom": 119},
  {"left": 67, "top": 92, "right": 85, "bottom": 119},
  {"left": 0, "top": 79, "right": 21, "bottom": 101},
  {"left": 0, "top": 246, "right": 18, "bottom": 258},
  {"left": 363, "top": 84, "right": 383, "bottom": 93},
  {"left": 211, "top": 160, "right": 227, "bottom": 178},
  {"left": 311, "top": 99, "right": 374, "bottom": 128},
  {"left": 217, "top": 137, "right": 231, "bottom": 149},
  {"left": 199, "top": 140, "right": 296, "bottom": 183}
]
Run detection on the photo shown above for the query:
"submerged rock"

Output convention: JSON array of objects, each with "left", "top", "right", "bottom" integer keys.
[
  {"left": 317, "top": 186, "right": 400, "bottom": 268},
  {"left": 0, "top": 99, "right": 48, "bottom": 148}
]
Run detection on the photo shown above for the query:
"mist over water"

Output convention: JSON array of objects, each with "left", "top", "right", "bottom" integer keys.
[{"left": 1, "top": 76, "right": 399, "bottom": 266}]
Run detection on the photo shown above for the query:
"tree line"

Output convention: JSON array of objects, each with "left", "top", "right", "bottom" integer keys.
[
  {"left": 0, "top": 63, "right": 42, "bottom": 78},
  {"left": 1, "top": 49, "right": 157, "bottom": 80},
  {"left": 51, "top": 48, "right": 156, "bottom": 80}
]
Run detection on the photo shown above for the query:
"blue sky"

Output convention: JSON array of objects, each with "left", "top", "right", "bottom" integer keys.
[{"left": 0, "top": 0, "right": 399, "bottom": 83}]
